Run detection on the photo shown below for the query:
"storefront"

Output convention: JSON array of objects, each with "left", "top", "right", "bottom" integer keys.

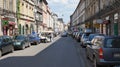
[
  {"left": 1, "top": 17, "right": 16, "bottom": 36},
  {"left": 8, "top": 22, "right": 16, "bottom": 36}
]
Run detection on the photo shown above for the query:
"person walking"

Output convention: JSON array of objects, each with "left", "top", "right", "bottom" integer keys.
[{"left": 49, "top": 33, "right": 53, "bottom": 42}]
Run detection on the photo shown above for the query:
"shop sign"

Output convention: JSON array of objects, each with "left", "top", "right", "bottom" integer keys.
[
  {"left": 96, "top": 19, "right": 103, "bottom": 24},
  {"left": 2, "top": 20, "right": 9, "bottom": 25},
  {"left": 94, "top": 24, "right": 100, "bottom": 28},
  {"left": 103, "top": 20, "right": 110, "bottom": 24}
]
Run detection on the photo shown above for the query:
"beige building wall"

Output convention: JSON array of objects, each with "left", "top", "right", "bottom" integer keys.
[
  {"left": 0, "top": 0, "right": 3, "bottom": 8},
  {"left": 0, "top": 0, "right": 17, "bottom": 35},
  {"left": 19, "top": 0, "right": 35, "bottom": 34},
  {"left": 42, "top": 2, "right": 47, "bottom": 31},
  {"left": 0, "top": 0, "right": 3, "bottom": 35}
]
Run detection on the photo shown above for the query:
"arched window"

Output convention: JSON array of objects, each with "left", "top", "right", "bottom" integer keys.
[{"left": 19, "top": 24, "right": 21, "bottom": 34}]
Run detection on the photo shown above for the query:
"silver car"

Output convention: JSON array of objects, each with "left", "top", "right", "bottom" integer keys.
[
  {"left": 81, "top": 33, "right": 91, "bottom": 48},
  {"left": 86, "top": 36, "right": 120, "bottom": 67}
]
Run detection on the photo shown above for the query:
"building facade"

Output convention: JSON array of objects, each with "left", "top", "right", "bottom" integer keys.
[
  {"left": 0, "top": 0, "right": 62, "bottom": 36},
  {"left": 0, "top": 0, "right": 17, "bottom": 36},
  {"left": 99, "top": 0, "right": 120, "bottom": 35},
  {"left": 58, "top": 18, "right": 64, "bottom": 32},
  {"left": 40, "top": 0, "right": 48, "bottom": 32},
  {"left": 34, "top": 0, "right": 43, "bottom": 33},
  {"left": 52, "top": 13, "right": 58, "bottom": 33},
  {"left": 18, "top": 0, "right": 35, "bottom": 35},
  {"left": 70, "top": 0, "right": 85, "bottom": 32},
  {"left": 47, "top": 6, "right": 53, "bottom": 31},
  {"left": 70, "top": 0, "right": 120, "bottom": 35}
]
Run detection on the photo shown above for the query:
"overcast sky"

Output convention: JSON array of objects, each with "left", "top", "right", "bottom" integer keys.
[{"left": 47, "top": 0, "right": 79, "bottom": 24}]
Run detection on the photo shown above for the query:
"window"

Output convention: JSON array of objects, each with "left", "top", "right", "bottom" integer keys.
[
  {"left": 26, "top": 4, "right": 28, "bottom": 8},
  {"left": 105, "top": 38, "right": 120, "bottom": 48},
  {"left": 9, "top": 0, "right": 13, "bottom": 11},
  {"left": 22, "top": 2, "right": 24, "bottom": 6},
  {"left": 3, "top": 0, "right": 7, "bottom": 9},
  {"left": 29, "top": 6, "right": 31, "bottom": 9}
]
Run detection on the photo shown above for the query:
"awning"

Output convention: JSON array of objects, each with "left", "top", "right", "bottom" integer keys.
[
  {"left": 103, "top": 20, "right": 110, "bottom": 24},
  {"left": 9, "top": 22, "right": 16, "bottom": 25}
]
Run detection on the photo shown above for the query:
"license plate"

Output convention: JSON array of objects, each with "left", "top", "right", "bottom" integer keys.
[{"left": 114, "top": 53, "right": 120, "bottom": 58}]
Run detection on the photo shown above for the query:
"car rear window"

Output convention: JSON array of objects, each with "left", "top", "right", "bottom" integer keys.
[{"left": 105, "top": 38, "right": 120, "bottom": 48}]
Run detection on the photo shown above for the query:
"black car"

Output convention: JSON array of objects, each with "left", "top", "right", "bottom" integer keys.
[
  {"left": 13, "top": 35, "right": 30, "bottom": 50},
  {"left": 0, "top": 35, "right": 14, "bottom": 57}
]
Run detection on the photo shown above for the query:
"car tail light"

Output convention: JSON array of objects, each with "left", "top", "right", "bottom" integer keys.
[{"left": 99, "top": 48, "right": 103, "bottom": 59}]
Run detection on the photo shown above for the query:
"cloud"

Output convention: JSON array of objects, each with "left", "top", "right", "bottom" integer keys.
[
  {"left": 47, "top": 0, "right": 69, "bottom": 4},
  {"left": 61, "top": 0, "right": 68, "bottom": 4},
  {"left": 47, "top": 0, "right": 79, "bottom": 22}
]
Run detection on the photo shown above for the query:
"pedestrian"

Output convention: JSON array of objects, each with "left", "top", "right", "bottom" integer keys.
[{"left": 49, "top": 33, "right": 53, "bottom": 42}]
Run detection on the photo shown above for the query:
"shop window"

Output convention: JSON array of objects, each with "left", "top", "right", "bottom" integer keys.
[{"left": 26, "top": 24, "right": 29, "bottom": 30}]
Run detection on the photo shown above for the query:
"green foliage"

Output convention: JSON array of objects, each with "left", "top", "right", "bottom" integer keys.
[{"left": 2, "top": 20, "right": 9, "bottom": 25}]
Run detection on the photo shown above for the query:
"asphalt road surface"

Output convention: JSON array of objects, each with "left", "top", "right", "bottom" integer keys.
[{"left": 0, "top": 36, "right": 93, "bottom": 67}]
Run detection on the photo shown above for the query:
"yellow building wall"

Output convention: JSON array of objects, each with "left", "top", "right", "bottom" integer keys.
[{"left": 18, "top": 0, "right": 35, "bottom": 34}]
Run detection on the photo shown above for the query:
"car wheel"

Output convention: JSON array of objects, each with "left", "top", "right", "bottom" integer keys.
[
  {"left": 45, "top": 40, "right": 47, "bottom": 43},
  {"left": 0, "top": 50, "right": 2, "bottom": 57},
  {"left": 28, "top": 42, "right": 31, "bottom": 47},
  {"left": 35, "top": 42, "right": 38, "bottom": 45},
  {"left": 11, "top": 46, "right": 14, "bottom": 53},
  {"left": 86, "top": 50, "right": 89, "bottom": 59},
  {"left": 22, "top": 45, "right": 25, "bottom": 50},
  {"left": 93, "top": 58, "right": 101, "bottom": 67}
]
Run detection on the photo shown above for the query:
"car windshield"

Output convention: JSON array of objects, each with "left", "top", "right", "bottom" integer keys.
[
  {"left": 89, "top": 34, "right": 97, "bottom": 41},
  {"left": 15, "top": 36, "right": 25, "bottom": 40},
  {"left": 105, "top": 38, "right": 120, "bottom": 48},
  {"left": 29, "top": 36, "right": 36, "bottom": 39}
]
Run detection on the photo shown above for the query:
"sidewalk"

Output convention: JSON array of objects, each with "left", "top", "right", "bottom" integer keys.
[{"left": 0, "top": 36, "right": 61, "bottom": 60}]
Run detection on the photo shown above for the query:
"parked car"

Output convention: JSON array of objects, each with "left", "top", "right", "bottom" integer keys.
[
  {"left": 39, "top": 32, "right": 51, "bottom": 43},
  {"left": 76, "top": 33, "right": 83, "bottom": 42},
  {"left": 81, "top": 33, "right": 91, "bottom": 48},
  {"left": 13, "top": 35, "right": 30, "bottom": 50},
  {"left": 28, "top": 35, "right": 41, "bottom": 45},
  {"left": 89, "top": 34, "right": 104, "bottom": 41},
  {"left": 86, "top": 36, "right": 120, "bottom": 67},
  {"left": 0, "top": 35, "right": 14, "bottom": 57},
  {"left": 72, "top": 32, "right": 77, "bottom": 38},
  {"left": 74, "top": 32, "right": 79, "bottom": 39},
  {"left": 61, "top": 32, "right": 67, "bottom": 37}
]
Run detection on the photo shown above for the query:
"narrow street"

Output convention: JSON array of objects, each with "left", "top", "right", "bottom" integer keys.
[{"left": 0, "top": 36, "right": 93, "bottom": 67}]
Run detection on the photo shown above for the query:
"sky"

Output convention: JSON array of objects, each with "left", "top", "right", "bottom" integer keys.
[{"left": 47, "top": 0, "right": 79, "bottom": 24}]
